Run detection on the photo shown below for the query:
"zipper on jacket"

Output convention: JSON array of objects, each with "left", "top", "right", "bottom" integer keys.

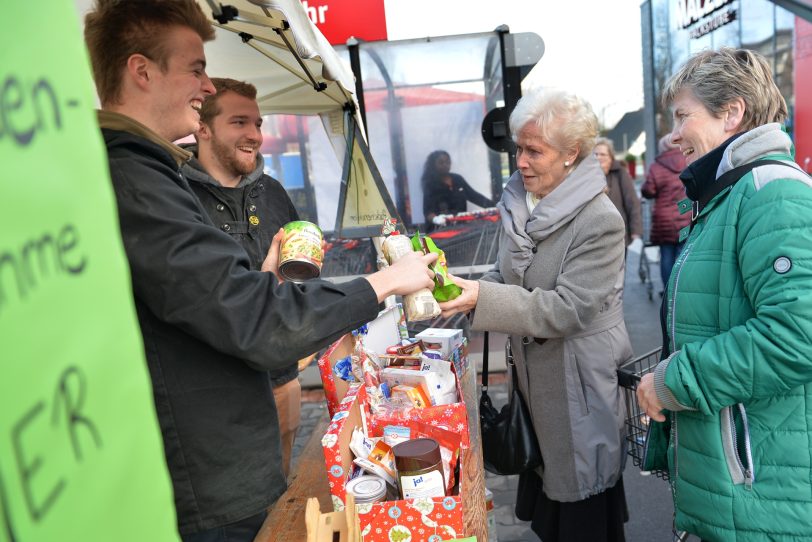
[
  {"left": 721, "top": 405, "right": 756, "bottom": 490},
  {"left": 670, "top": 414, "right": 679, "bottom": 500},
  {"left": 723, "top": 404, "right": 755, "bottom": 490},
  {"left": 668, "top": 241, "right": 692, "bottom": 352},
  {"left": 666, "top": 241, "right": 693, "bottom": 498}
]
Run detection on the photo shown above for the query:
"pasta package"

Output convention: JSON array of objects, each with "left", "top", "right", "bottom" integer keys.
[{"left": 381, "top": 234, "right": 440, "bottom": 322}]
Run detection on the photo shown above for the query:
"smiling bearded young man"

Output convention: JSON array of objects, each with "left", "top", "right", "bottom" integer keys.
[{"left": 182, "top": 78, "right": 304, "bottom": 481}]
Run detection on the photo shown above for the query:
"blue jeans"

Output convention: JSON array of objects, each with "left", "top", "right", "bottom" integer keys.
[
  {"left": 659, "top": 242, "right": 684, "bottom": 290},
  {"left": 181, "top": 510, "right": 267, "bottom": 542}
]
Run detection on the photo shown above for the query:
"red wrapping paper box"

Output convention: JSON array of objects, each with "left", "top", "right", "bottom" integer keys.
[{"left": 320, "top": 386, "right": 467, "bottom": 541}]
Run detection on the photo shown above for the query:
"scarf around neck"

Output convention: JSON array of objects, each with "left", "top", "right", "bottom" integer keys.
[
  {"left": 498, "top": 154, "right": 607, "bottom": 284},
  {"left": 678, "top": 132, "right": 742, "bottom": 202}
]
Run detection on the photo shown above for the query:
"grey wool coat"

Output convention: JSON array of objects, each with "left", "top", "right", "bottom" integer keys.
[{"left": 472, "top": 157, "right": 632, "bottom": 502}]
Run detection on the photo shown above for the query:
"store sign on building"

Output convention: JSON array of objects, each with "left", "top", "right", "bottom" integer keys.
[
  {"left": 676, "top": 0, "right": 737, "bottom": 39},
  {"left": 300, "top": 0, "right": 388, "bottom": 45}
]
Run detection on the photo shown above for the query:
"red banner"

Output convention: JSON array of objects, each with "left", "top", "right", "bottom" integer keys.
[{"left": 300, "top": 0, "right": 387, "bottom": 45}]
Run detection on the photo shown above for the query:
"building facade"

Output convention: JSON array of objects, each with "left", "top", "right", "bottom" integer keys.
[{"left": 641, "top": 0, "right": 811, "bottom": 171}]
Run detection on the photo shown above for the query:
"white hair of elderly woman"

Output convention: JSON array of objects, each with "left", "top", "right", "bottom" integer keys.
[{"left": 509, "top": 88, "right": 598, "bottom": 164}]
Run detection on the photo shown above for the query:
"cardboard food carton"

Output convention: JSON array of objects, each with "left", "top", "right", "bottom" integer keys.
[
  {"left": 320, "top": 388, "right": 466, "bottom": 542},
  {"left": 415, "top": 328, "right": 463, "bottom": 358}
]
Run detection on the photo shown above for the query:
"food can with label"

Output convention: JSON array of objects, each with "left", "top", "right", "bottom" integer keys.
[
  {"left": 279, "top": 220, "right": 323, "bottom": 282},
  {"left": 345, "top": 475, "right": 388, "bottom": 504}
]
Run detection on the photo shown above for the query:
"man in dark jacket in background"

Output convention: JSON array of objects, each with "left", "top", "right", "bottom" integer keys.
[
  {"left": 83, "top": 2, "right": 436, "bottom": 541},
  {"left": 182, "top": 78, "right": 303, "bottom": 479}
]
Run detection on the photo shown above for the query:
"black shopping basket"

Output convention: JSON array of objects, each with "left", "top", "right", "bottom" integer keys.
[
  {"left": 618, "top": 348, "right": 692, "bottom": 541},
  {"left": 617, "top": 347, "right": 669, "bottom": 480}
]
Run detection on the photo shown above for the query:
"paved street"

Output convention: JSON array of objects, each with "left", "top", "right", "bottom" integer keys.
[{"left": 293, "top": 244, "right": 692, "bottom": 541}]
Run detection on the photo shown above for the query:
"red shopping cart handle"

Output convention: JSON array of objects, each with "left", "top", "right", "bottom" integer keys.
[{"left": 428, "top": 229, "right": 465, "bottom": 239}]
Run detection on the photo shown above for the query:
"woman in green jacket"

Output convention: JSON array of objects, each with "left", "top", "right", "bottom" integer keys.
[{"left": 637, "top": 48, "right": 812, "bottom": 541}]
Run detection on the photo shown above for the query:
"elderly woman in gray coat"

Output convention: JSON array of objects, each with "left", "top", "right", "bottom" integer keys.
[{"left": 440, "top": 89, "right": 632, "bottom": 542}]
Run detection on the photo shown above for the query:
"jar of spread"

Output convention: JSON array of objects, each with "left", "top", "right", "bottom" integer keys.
[{"left": 392, "top": 437, "right": 445, "bottom": 500}]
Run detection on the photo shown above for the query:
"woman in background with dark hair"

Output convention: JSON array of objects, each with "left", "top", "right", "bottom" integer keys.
[{"left": 421, "top": 150, "right": 494, "bottom": 229}]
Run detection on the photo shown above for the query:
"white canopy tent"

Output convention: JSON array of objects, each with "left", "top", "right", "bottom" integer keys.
[
  {"left": 74, "top": 0, "right": 399, "bottom": 237},
  {"left": 197, "top": 0, "right": 401, "bottom": 237}
]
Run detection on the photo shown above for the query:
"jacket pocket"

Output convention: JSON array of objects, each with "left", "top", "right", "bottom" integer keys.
[
  {"left": 564, "top": 342, "right": 589, "bottom": 417},
  {"left": 721, "top": 404, "right": 755, "bottom": 490}
]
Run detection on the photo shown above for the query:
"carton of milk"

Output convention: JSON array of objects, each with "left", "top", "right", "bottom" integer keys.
[{"left": 415, "top": 328, "right": 463, "bottom": 358}]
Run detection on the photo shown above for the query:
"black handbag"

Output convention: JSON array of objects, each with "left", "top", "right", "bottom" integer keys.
[{"left": 479, "top": 332, "right": 542, "bottom": 475}]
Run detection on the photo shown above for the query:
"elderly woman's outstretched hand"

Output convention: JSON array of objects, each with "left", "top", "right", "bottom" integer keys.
[{"left": 438, "top": 274, "right": 480, "bottom": 318}]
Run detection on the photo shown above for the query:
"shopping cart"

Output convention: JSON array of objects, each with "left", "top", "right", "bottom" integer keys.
[
  {"left": 618, "top": 348, "right": 691, "bottom": 541},
  {"left": 320, "top": 238, "right": 377, "bottom": 278},
  {"left": 431, "top": 211, "right": 501, "bottom": 278},
  {"left": 618, "top": 347, "right": 668, "bottom": 479},
  {"left": 638, "top": 199, "right": 656, "bottom": 301}
]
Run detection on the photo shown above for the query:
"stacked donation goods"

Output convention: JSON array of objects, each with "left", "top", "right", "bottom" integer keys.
[{"left": 316, "top": 221, "right": 474, "bottom": 541}]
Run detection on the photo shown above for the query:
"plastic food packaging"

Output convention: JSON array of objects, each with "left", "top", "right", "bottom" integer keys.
[
  {"left": 382, "top": 425, "right": 411, "bottom": 447},
  {"left": 349, "top": 427, "right": 376, "bottom": 460},
  {"left": 411, "top": 233, "right": 462, "bottom": 302},
  {"left": 381, "top": 234, "right": 440, "bottom": 322},
  {"left": 354, "top": 439, "right": 397, "bottom": 486}
]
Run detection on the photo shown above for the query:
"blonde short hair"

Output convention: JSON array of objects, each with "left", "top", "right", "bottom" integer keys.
[
  {"left": 509, "top": 89, "right": 598, "bottom": 163},
  {"left": 662, "top": 48, "right": 787, "bottom": 132}
]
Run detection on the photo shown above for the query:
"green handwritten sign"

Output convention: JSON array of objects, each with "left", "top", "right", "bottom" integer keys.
[{"left": 0, "top": 2, "right": 177, "bottom": 541}]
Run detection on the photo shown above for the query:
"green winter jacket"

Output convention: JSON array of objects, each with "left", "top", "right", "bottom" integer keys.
[{"left": 646, "top": 124, "right": 812, "bottom": 541}]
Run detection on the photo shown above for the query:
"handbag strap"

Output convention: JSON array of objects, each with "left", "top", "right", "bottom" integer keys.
[
  {"left": 507, "top": 340, "right": 519, "bottom": 389},
  {"left": 481, "top": 331, "right": 490, "bottom": 391},
  {"left": 481, "top": 333, "right": 519, "bottom": 393}
]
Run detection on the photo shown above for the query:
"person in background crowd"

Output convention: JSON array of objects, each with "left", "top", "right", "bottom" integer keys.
[
  {"left": 594, "top": 137, "right": 642, "bottom": 248},
  {"left": 637, "top": 47, "right": 812, "bottom": 541},
  {"left": 84, "top": 1, "right": 437, "bottom": 540},
  {"left": 181, "top": 78, "right": 302, "bottom": 478},
  {"left": 421, "top": 149, "right": 494, "bottom": 230},
  {"left": 439, "top": 89, "right": 632, "bottom": 542},
  {"left": 640, "top": 134, "right": 691, "bottom": 295}
]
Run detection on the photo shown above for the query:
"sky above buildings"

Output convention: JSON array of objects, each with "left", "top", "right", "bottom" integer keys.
[
  {"left": 72, "top": 0, "right": 646, "bottom": 130},
  {"left": 383, "top": 0, "right": 646, "bottom": 128}
]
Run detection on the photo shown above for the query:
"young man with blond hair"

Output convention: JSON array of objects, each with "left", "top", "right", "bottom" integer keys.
[{"left": 84, "top": 2, "right": 436, "bottom": 540}]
